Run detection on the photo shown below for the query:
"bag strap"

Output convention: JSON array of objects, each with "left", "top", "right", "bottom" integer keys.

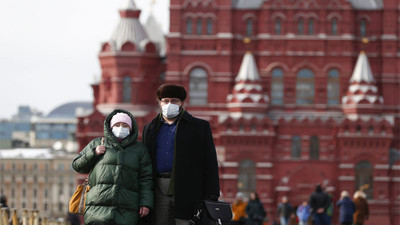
[{"left": 77, "top": 181, "right": 89, "bottom": 214}]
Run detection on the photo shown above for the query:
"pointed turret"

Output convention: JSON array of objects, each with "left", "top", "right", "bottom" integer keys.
[
  {"left": 103, "top": 0, "right": 151, "bottom": 52},
  {"left": 342, "top": 51, "right": 383, "bottom": 115},
  {"left": 227, "top": 51, "right": 269, "bottom": 114},
  {"left": 144, "top": 13, "right": 166, "bottom": 57}
]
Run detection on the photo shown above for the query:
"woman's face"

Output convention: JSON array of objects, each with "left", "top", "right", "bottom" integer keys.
[{"left": 250, "top": 193, "right": 256, "bottom": 200}]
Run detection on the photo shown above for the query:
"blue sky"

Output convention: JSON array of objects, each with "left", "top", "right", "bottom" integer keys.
[{"left": 0, "top": 0, "right": 169, "bottom": 119}]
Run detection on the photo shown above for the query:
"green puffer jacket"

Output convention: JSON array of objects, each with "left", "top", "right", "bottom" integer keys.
[{"left": 72, "top": 109, "right": 153, "bottom": 225}]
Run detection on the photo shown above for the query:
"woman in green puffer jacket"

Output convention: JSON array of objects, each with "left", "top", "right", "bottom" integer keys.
[{"left": 72, "top": 109, "right": 153, "bottom": 225}]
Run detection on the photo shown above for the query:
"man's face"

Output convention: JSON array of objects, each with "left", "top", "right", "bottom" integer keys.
[{"left": 159, "top": 97, "right": 183, "bottom": 108}]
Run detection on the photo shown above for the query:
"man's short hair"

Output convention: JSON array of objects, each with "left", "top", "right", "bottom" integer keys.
[{"left": 156, "top": 84, "right": 187, "bottom": 101}]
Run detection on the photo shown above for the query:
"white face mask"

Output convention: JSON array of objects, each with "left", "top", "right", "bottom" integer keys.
[
  {"left": 162, "top": 103, "right": 180, "bottom": 119},
  {"left": 112, "top": 126, "right": 130, "bottom": 139}
]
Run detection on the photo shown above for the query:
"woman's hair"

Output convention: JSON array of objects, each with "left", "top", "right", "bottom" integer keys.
[
  {"left": 340, "top": 190, "right": 349, "bottom": 198},
  {"left": 251, "top": 192, "right": 260, "bottom": 201},
  {"left": 354, "top": 190, "right": 367, "bottom": 199}
]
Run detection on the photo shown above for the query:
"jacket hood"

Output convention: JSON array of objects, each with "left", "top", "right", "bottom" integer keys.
[{"left": 104, "top": 109, "right": 138, "bottom": 148}]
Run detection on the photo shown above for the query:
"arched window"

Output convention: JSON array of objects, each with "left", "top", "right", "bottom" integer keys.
[
  {"left": 196, "top": 18, "right": 202, "bottom": 34},
  {"left": 206, "top": 18, "right": 213, "bottom": 35},
  {"left": 296, "top": 69, "right": 315, "bottom": 104},
  {"left": 238, "top": 159, "right": 256, "bottom": 195},
  {"left": 186, "top": 18, "right": 192, "bottom": 34},
  {"left": 298, "top": 18, "right": 304, "bottom": 34},
  {"left": 271, "top": 68, "right": 284, "bottom": 105},
  {"left": 246, "top": 19, "right": 253, "bottom": 36},
  {"left": 355, "top": 161, "right": 373, "bottom": 199},
  {"left": 327, "top": 69, "right": 340, "bottom": 105},
  {"left": 360, "top": 19, "right": 367, "bottom": 37},
  {"left": 308, "top": 18, "right": 314, "bottom": 35},
  {"left": 292, "top": 135, "right": 301, "bottom": 159},
  {"left": 331, "top": 18, "right": 338, "bottom": 35},
  {"left": 275, "top": 18, "right": 282, "bottom": 35},
  {"left": 189, "top": 68, "right": 208, "bottom": 105},
  {"left": 122, "top": 76, "right": 131, "bottom": 103},
  {"left": 310, "top": 136, "right": 319, "bottom": 160}
]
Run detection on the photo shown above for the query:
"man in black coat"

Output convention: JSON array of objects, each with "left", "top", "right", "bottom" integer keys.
[
  {"left": 142, "top": 84, "right": 220, "bottom": 225},
  {"left": 309, "top": 184, "right": 332, "bottom": 225}
]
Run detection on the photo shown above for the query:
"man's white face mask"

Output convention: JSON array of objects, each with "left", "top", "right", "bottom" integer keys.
[
  {"left": 112, "top": 126, "right": 130, "bottom": 138},
  {"left": 162, "top": 103, "right": 180, "bottom": 119}
]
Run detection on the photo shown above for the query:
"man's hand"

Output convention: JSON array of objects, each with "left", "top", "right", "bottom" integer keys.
[
  {"left": 140, "top": 207, "right": 149, "bottom": 218},
  {"left": 317, "top": 208, "right": 325, "bottom": 213},
  {"left": 95, "top": 145, "right": 106, "bottom": 155}
]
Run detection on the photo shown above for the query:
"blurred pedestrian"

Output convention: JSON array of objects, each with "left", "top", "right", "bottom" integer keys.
[
  {"left": 232, "top": 192, "right": 248, "bottom": 225},
  {"left": 336, "top": 191, "right": 355, "bottom": 225},
  {"left": 353, "top": 191, "right": 369, "bottom": 225},
  {"left": 245, "top": 192, "right": 266, "bottom": 225},
  {"left": 72, "top": 109, "right": 153, "bottom": 225},
  {"left": 277, "top": 196, "right": 292, "bottom": 225},
  {"left": 297, "top": 201, "right": 311, "bottom": 225},
  {"left": 309, "top": 184, "right": 331, "bottom": 225}
]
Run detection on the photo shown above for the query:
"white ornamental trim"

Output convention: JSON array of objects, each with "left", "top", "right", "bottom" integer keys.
[{"left": 349, "top": 84, "right": 377, "bottom": 93}]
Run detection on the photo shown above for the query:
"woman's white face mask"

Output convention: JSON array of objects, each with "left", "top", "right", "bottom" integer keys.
[
  {"left": 162, "top": 103, "right": 180, "bottom": 119},
  {"left": 112, "top": 126, "right": 130, "bottom": 138}
]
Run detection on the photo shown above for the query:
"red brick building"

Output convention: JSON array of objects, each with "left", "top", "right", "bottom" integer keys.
[{"left": 76, "top": 0, "right": 400, "bottom": 224}]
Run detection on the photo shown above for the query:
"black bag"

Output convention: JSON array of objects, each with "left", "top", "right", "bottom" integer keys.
[{"left": 190, "top": 200, "right": 232, "bottom": 225}]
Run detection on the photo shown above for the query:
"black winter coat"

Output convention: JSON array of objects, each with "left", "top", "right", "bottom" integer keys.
[{"left": 142, "top": 110, "right": 220, "bottom": 220}]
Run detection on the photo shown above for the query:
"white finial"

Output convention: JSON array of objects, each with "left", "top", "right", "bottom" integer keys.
[
  {"left": 235, "top": 51, "right": 261, "bottom": 82},
  {"left": 350, "top": 51, "right": 375, "bottom": 83},
  {"left": 122, "top": 0, "right": 138, "bottom": 10}
]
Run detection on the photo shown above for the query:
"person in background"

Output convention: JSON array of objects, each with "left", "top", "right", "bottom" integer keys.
[
  {"left": 232, "top": 192, "right": 248, "bottom": 225},
  {"left": 336, "top": 191, "right": 355, "bottom": 225},
  {"left": 142, "top": 84, "right": 220, "bottom": 225},
  {"left": 353, "top": 191, "right": 369, "bottom": 225},
  {"left": 72, "top": 109, "right": 153, "bottom": 225},
  {"left": 245, "top": 192, "right": 266, "bottom": 225},
  {"left": 296, "top": 201, "right": 311, "bottom": 225},
  {"left": 309, "top": 184, "right": 331, "bottom": 225},
  {"left": 277, "top": 196, "right": 292, "bottom": 225}
]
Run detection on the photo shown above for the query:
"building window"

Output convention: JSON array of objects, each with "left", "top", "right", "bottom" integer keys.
[
  {"left": 327, "top": 69, "right": 340, "bottom": 105},
  {"left": 238, "top": 159, "right": 256, "bottom": 196},
  {"left": 296, "top": 69, "right": 315, "bottom": 104},
  {"left": 246, "top": 19, "right": 253, "bottom": 36},
  {"left": 189, "top": 68, "right": 208, "bottom": 105},
  {"left": 186, "top": 18, "right": 192, "bottom": 34},
  {"left": 275, "top": 18, "right": 281, "bottom": 34},
  {"left": 310, "top": 136, "right": 319, "bottom": 160},
  {"left": 355, "top": 161, "right": 373, "bottom": 199},
  {"left": 298, "top": 18, "right": 304, "bottom": 34},
  {"left": 271, "top": 68, "right": 284, "bottom": 105},
  {"left": 206, "top": 18, "right": 213, "bottom": 35},
  {"left": 331, "top": 18, "right": 338, "bottom": 35},
  {"left": 122, "top": 76, "right": 132, "bottom": 103},
  {"left": 196, "top": 18, "right": 202, "bottom": 35},
  {"left": 292, "top": 136, "right": 301, "bottom": 159},
  {"left": 308, "top": 18, "right": 314, "bottom": 35},
  {"left": 360, "top": 19, "right": 367, "bottom": 37}
]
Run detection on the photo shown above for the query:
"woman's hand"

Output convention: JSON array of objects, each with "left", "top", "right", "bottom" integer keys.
[
  {"left": 95, "top": 145, "right": 106, "bottom": 155},
  {"left": 139, "top": 207, "right": 149, "bottom": 217}
]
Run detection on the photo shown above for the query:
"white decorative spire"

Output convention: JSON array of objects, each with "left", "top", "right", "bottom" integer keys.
[
  {"left": 227, "top": 51, "right": 269, "bottom": 113},
  {"left": 342, "top": 51, "right": 383, "bottom": 115},
  {"left": 349, "top": 51, "right": 375, "bottom": 83},
  {"left": 144, "top": 13, "right": 166, "bottom": 56},
  {"left": 236, "top": 51, "right": 261, "bottom": 82},
  {"left": 122, "top": 0, "right": 138, "bottom": 10},
  {"left": 106, "top": 0, "right": 149, "bottom": 52}
]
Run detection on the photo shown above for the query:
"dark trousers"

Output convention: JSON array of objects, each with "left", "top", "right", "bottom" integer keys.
[{"left": 313, "top": 212, "right": 331, "bottom": 225}]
